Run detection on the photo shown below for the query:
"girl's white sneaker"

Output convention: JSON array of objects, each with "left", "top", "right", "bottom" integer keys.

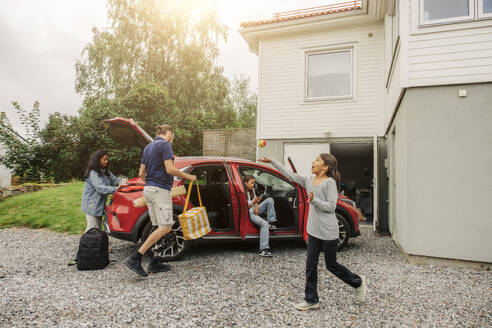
[
  {"left": 354, "top": 275, "right": 367, "bottom": 302},
  {"left": 294, "top": 300, "right": 320, "bottom": 311}
]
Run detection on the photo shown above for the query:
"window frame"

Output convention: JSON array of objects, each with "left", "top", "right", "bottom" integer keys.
[
  {"left": 304, "top": 47, "right": 354, "bottom": 102},
  {"left": 419, "top": 0, "right": 475, "bottom": 26},
  {"left": 239, "top": 166, "right": 295, "bottom": 191},
  {"left": 478, "top": 0, "right": 492, "bottom": 18}
]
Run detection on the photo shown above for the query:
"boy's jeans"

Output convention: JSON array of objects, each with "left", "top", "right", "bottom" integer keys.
[{"left": 249, "top": 198, "right": 277, "bottom": 250}]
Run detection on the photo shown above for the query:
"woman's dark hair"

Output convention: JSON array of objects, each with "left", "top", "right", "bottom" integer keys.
[
  {"left": 319, "top": 153, "right": 341, "bottom": 191},
  {"left": 84, "top": 150, "right": 110, "bottom": 180},
  {"left": 243, "top": 175, "right": 255, "bottom": 200}
]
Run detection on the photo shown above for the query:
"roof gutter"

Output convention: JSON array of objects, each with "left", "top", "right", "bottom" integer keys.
[{"left": 239, "top": 6, "right": 368, "bottom": 54}]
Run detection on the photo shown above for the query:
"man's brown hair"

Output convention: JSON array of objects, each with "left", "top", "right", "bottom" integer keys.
[{"left": 156, "top": 124, "right": 173, "bottom": 136}]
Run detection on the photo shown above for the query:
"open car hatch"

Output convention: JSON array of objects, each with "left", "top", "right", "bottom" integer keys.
[{"left": 103, "top": 117, "right": 153, "bottom": 149}]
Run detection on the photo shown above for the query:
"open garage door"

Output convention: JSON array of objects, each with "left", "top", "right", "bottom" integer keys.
[{"left": 330, "top": 142, "right": 373, "bottom": 222}]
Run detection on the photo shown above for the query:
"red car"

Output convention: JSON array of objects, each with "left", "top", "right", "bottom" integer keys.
[{"left": 103, "top": 118, "right": 361, "bottom": 261}]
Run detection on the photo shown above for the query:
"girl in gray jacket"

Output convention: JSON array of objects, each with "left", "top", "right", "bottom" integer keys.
[
  {"left": 258, "top": 154, "right": 366, "bottom": 310},
  {"left": 81, "top": 150, "right": 119, "bottom": 232}
]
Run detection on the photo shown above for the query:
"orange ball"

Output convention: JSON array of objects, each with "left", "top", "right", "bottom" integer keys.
[{"left": 258, "top": 139, "right": 266, "bottom": 148}]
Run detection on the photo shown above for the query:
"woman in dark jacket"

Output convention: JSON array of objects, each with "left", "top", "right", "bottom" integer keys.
[{"left": 81, "top": 150, "right": 120, "bottom": 232}]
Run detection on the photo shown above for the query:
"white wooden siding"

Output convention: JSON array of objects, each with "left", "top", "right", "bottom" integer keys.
[
  {"left": 385, "top": 49, "right": 402, "bottom": 133},
  {"left": 257, "top": 24, "right": 384, "bottom": 140},
  {"left": 407, "top": 0, "right": 492, "bottom": 86}
]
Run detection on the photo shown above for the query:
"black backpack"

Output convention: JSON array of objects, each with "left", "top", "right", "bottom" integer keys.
[{"left": 76, "top": 228, "right": 109, "bottom": 270}]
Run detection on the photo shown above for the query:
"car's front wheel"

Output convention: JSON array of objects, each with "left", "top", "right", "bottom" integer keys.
[
  {"left": 336, "top": 213, "right": 350, "bottom": 251},
  {"left": 139, "top": 212, "right": 191, "bottom": 261}
]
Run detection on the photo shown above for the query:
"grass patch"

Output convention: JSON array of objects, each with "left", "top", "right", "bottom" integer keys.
[{"left": 0, "top": 182, "right": 86, "bottom": 234}]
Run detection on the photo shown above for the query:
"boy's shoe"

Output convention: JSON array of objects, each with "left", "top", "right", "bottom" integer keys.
[
  {"left": 294, "top": 300, "right": 320, "bottom": 311},
  {"left": 148, "top": 262, "right": 171, "bottom": 274},
  {"left": 354, "top": 275, "right": 366, "bottom": 302},
  {"left": 124, "top": 256, "right": 148, "bottom": 277},
  {"left": 258, "top": 249, "right": 273, "bottom": 257},
  {"left": 269, "top": 224, "right": 278, "bottom": 231}
]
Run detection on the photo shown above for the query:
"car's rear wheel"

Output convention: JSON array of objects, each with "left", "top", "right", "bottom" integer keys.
[
  {"left": 336, "top": 213, "right": 350, "bottom": 251},
  {"left": 139, "top": 212, "right": 191, "bottom": 261}
]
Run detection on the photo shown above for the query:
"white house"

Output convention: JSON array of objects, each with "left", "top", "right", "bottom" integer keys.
[
  {"left": 240, "top": 0, "right": 492, "bottom": 266},
  {"left": 0, "top": 142, "right": 12, "bottom": 188}
]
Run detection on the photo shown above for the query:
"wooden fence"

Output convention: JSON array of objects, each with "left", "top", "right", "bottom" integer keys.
[{"left": 203, "top": 128, "right": 256, "bottom": 161}]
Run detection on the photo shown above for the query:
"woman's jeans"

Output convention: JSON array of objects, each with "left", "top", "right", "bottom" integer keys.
[
  {"left": 305, "top": 235, "right": 362, "bottom": 303},
  {"left": 85, "top": 214, "right": 102, "bottom": 232},
  {"left": 249, "top": 198, "right": 277, "bottom": 251}
]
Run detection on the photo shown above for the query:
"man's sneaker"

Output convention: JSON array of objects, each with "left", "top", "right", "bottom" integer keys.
[
  {"left": 148, "top": 262, "right": 171, "bottom": 274},
  {"left": 294, "top": 300, "right": 320, "bottom": 311},
  {"left": 124, "top": 256, "right": 148, "bottom": 277},
  {"left": 258, "top": 249, "right": 272, "bottom": 257},
  {"left": 354, "top": 275, "right": 366, "bottom": 302},
  {"left": 269, "top": 224, "right": 278, "bottom": 231}
]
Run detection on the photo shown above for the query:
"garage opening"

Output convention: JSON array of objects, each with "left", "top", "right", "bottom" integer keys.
[{"left": 330, "top": 142, "right": 374, "bottom": 222}]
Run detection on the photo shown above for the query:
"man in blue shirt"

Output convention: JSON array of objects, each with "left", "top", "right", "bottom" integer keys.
[{"left": 124, "top": 124, "right": 196, "bottom": 277}]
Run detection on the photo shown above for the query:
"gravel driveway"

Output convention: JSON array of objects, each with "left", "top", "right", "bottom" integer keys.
[{"left": 0, "top": 225, "right": 490, "bottom": 327}]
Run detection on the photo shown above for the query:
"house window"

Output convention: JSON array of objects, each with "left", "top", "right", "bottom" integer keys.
[
  {"left": 306, "top": 49, "right": 353, "bottom": 100},
  {"left": 420, "top": 0, "right": 474, "bottom": 25},
  {"left": 420, "top": 0, "right": 492, "bottom": 25},
  {"left": 479, "top": 0, "right": 492, "bottom": 17}
]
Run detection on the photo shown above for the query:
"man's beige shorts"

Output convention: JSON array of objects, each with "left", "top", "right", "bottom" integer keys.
[{"left": 143, "top": 186, "right": 174, "bottom": 227}]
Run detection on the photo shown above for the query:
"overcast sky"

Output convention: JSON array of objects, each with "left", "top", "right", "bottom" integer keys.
[{"left": 0, "top": 0, "right": 341, "bottom": 134}]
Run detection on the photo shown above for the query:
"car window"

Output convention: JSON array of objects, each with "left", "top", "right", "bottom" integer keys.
[
  {"left": 196, "top": 169, "right": 208, "bottom": 186},
  {"left": 239, "top": 167, "right": 294, "bottom": 190}
]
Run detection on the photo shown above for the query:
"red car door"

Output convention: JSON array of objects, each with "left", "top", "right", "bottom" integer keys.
[
  {"left": 287, "top": 157, "right": 309, "bottom": 241},
  {"left": 226, "top": 162, "right": 251, "bottom": 238}
]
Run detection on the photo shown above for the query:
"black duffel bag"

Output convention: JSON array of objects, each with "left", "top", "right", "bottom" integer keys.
[{"left": 76, "top": 228, "right": 109, "bottom": 270}]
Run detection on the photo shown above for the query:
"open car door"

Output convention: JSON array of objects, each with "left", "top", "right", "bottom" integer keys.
[
  {"left": 287, "top": 157, "right": 297, "bottom": 173},
  {"left": 287, "top": 157, "right": 309, "bottom": 241},
  {"left": 103, "top": 117, "right": 153, "bottom": 150}
]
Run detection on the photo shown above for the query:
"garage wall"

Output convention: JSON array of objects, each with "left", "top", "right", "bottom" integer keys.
[
  {"left": 391, "top": 83, "right": 492, "bottom": 263},
  {"left": 388, "top": 95, "right": 409, "bottom": 251}
]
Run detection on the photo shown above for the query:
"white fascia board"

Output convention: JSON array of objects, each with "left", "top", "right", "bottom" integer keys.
[{"left": 238, "top": 7, "right": 372, "bottom": 53}]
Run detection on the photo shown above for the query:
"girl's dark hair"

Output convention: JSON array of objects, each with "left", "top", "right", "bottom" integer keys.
[
  {"left": 84, "top": 150, "right": 110, "bottom": 180},
  {"left": 243, "top": 175, "right": 255, "bottom": 200},
  {"left": 319, "top": 153, "right": 341, "bottom": 191}
]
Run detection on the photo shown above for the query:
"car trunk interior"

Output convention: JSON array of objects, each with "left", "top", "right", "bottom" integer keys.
[{"left": 104, "top": 122, "right": 149, "bottom": 150}]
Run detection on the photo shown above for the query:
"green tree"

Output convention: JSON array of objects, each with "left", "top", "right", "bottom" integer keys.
[
  {"left": 75, "top": 0, "right": 237, "bottom": 156},
  {"left": 39, "top": 113, "right": 83, "bottom": 182},
  {"left": 76, "top": 82, "right": 176, "bottom": 178},
  {"left": 228, "top": 75, "right": 257, "bottom": 128},
  {"left": 0, "top": 102, "right": 45, "bottom": 182}
]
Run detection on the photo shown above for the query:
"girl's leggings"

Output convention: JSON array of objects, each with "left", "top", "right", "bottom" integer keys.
[
  {"left": 85, "top": 214, "right": 102, "bottom": 232},
  {"left": 305, "top": 234, "right": 362, "bottom": 303}
]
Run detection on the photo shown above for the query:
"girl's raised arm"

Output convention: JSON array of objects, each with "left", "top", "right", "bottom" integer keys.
[{"left": 262, "top": 158, "right": 309, "bottom": 188}]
